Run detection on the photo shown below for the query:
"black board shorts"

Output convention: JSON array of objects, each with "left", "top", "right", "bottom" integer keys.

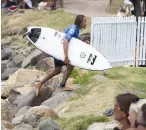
[{"left": 54, "top": 58, "right": 66, "bottom": 67}]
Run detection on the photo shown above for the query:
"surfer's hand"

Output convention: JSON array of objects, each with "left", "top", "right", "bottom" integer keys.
[
  {"left": 64, "top": 57, "right": 70, "bottom": 64},
  {"left": 85, "top": 40, "right": 90, "bottom": 44}
]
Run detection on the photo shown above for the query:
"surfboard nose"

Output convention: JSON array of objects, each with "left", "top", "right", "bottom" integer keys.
[{"left": 27, "top": 28, "right": 41, "bottom": 43}]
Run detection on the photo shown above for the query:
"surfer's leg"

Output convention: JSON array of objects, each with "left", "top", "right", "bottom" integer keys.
[
  {"left": 36, "top": 66, "right": 62, "bottom": 95},
  {"left": 60, "top": 64, "right": 74, "bottom": 87}
]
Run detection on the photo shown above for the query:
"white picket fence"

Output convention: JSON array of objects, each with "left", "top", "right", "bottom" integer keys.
[{"left": 91, "top": 17, "right": 146, "bottom": 67}]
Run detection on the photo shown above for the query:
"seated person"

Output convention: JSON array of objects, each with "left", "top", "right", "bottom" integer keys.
[
  {"left": 127, "top": 99, "right": 146, "bottom": 129},
  {"left": 113, "top": 93, "right": 139, "bottom": 130},
  {"left": 116, "top": 6, "right": 128, "bottom": 17},
  {"left": 136, "top": 103, "right": 146, "bottom": 130},
  {"left": 18, "top": 0, "right": 32, "bottom": 9}
]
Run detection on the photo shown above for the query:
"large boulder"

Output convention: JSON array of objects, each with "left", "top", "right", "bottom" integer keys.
[
  {"left": 41, "top": 90, "right": 75, "bottom": 108},
  {"left": 1, "top": 120, "right": 14, "bottom": 129},
  {"left": 1, "top": 99, "right": 17, "bottom": 122},
  {"left": 1, "top": 60, "right": 9, "bottom": 73},
  {"left": 23, "top": 106, "right": 59, "bottom": 128},
  {"left": 1, "top": 67, "right": 19, "bottom": 81},
  {"left": 39, "top": 118, "right": 61, "bottom": 130},
  {"left": 21, "top": 49, "right": 48, "bottom": 68},
  {"left": 1, "top": 38, "right": 11, "bottom": 46},
  {"left": 13, "top": 54, "right": 25, "bottom": 67},
  {"left": 15, "top": 106, "right": 31, "bottom": 117},
  {"left": 87, "top": 121, "right": 120, "bottom": 130},
  {"left": 13, "top": 87, "right": 53, "bottom": 109},
  {"left": 8, "top": 84, "right": 34, "bottom": 104},
  {"left": 35, "top": 57, "right": 54, "bottom": 72},
  {"left": 9, "top": 51, "right": 17, "bottom": 61},
  {"left": 13, "top": 124, "right": 34, "bottom": 130},
  {"left": 1, "top": 68, "right": 45, "bottom": 99},
  {"left": 1, "top": 47, "right": 13, "bottom": 60}
]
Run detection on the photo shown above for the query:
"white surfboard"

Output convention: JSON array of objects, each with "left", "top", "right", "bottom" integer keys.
[{"left": 25, "top": 26, "right": 112, "bottom": 70}]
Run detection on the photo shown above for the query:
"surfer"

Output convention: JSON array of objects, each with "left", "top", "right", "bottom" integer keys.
[{"left": 36, "top": 15, "right": 88, "bottom": 96}]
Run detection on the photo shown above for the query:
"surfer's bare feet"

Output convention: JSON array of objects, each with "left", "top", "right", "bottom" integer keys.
[{"left": 36, "top": 82, "right": 43, "bottom": 96}]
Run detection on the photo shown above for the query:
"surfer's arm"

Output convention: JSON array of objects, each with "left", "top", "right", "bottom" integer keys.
[
  {"left": 63, "top": 27, "right": 76, "bottom": 59},
  {"left": 63, "top": 39, "right": 69, "bottom": 58}
]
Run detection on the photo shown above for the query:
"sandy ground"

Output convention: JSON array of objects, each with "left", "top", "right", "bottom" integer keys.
[{"left": 63, "top": 0, "right": 111, "bottom": 17}]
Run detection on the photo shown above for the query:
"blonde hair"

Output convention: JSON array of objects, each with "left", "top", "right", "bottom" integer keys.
[{"left": 129, "top": 99, "right": 146, "bottom": 117}]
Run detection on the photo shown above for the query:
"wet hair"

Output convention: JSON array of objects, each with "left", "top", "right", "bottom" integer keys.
[
  {"left": 116, "top": 93, "right": 139, "bottom": 118},
  {"left": 141, "top": 103, "right": 146, "bottom": 122},
  {"left": 74, "top": 15, "right": 85, "bottom": 27}
]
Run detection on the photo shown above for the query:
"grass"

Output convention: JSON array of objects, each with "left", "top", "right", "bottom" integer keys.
[
  {"left": 71, "top": 68, "right": 97, "bottom": 84},
  {"left": 55, "top": 115, "right": 109, "bottom": 130},
  {"left": 95, "top": 67, "right": 146, "bottom": 98},
  {"left": 2, "top": 10, "right": 91, "bottom": 37}
]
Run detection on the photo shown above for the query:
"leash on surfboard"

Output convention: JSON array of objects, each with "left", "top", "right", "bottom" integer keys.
[{"left": 23, "top": 31, "right": 31, "bottom": 38}]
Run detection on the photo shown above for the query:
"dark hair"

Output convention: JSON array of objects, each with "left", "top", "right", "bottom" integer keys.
[
  {"left": 116, "top": 93, "right": 139, "bottom": 118},
  {"left": 119, "top": 6, "right": 126, "bottom": 13},
  {"left": 141, "top": 103, "right": 146, "bottom": 121},
  {"left": 74, "top": 15, "right": 85, "bottom": 27}
]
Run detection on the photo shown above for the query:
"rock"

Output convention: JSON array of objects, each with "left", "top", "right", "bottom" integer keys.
[
  {"left": 21, "top": 49, "right": 48, "bottom": 68},
  {"left": 94, "top": 75, "right": 109, "bottom": 81},
  {"left": 13, "top": 54, "right": 25, "bottom": 67},
  {"left": 1, "top": 47, "right": 13, "bottom": 60},
  {"left": 1, "top": 64, "right": 7, "bottom": 74},
  {"left": 35, "top": 57, "right": 54, "bottom": 72},
  {"left": 13, "top": 124, "right": 34, "bottom": 130},
  {"left": 12, "top": 115, "right": 24, "bottom": 126},
  {"left": 14, "top": 87, "right": 53, "bottom": 109},
  {"left": 8, "top": 84, "right": 34, "bottom": 104},
  {"left": 1, "top": 99, "right": 17, "bottom": 122},
  {"left": 87, "top": 121, "right": 120, "bottom": 130},
  {"left": 8, "top": 89, "right": 21, "bottom": 104},
  {"left": 1, "top": 68, "right": 45, "bottom": 99},
  {"left": 1, "top": 60, "right": 9, "bottom": 64},
  {"left": 9, "top": 45, "right": 23, "bottom": 50},
  {"left": 6, "top": 61, "right": 16, "bottom": 68},
  {"left": 9, "top": 51, "right": 17, "bottom": 61},
  {"left": 1, "top": 60, "right": 9, "bottom": 73},
  {"left": 1, "top": 67, "right": 19, "bottom": 81},
  {"left": 23, "top": 106, "right": 59, "bottom": 128},
  {"left": 1, "top": 73, "right": 9, "bottom": 80},
  {"left": 1, "top": 125, "right": 9, "bottom": 130},
  {"left": 41, "top": 91, "right": 75, "bottom": 108},
  {"left": 43, "top": 74, "right": 62, "bottom": 91},
  {"left": 1, "top": 120, "right": 14, "bottom": 129},
  {"left": 1, "top": 38, "right": 11, "bottom": 46},
  {"left": 87, "top": 123, "right": 106, "bottom": 130},
  {"left": 15, "top": 106, "right": 31, "bottom": 117},
  {"left": 39, "top": 118, "right": 61, "bottom": 130},
  {"left": 5, "top": 67, "right": 19, "bottom": 76}
]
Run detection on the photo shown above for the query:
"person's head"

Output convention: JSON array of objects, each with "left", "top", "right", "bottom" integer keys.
[
  {"left": 119, "top": 6, "right": 126, "bottom": 13},
  {"left": 114, "top": 93, "right": 139, "bottom": 124},
  {"left": 128, "top": 99, "right": 146, "bottom": 128},
  {"left": 74, "top": 15, "right": 86, "bottom": 29},
  {"left": 136, "top": 103, "right": 146, "bottom": 130}
]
